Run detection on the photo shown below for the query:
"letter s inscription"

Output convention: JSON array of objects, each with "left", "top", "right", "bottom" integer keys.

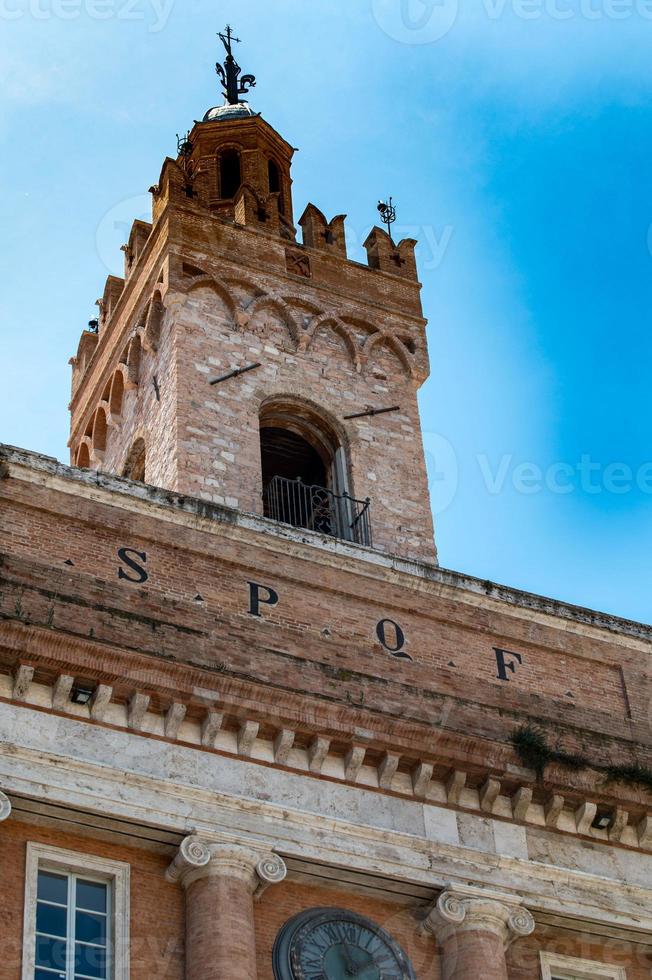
[{"left": 117, "top": 548, "right": 149, "bottom": 584}]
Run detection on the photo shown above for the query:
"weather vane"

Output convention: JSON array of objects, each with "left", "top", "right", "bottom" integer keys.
[
  {"left": 216, "top": 24, "right": 256, "bottom": 106},
  {"left": 377, "top": 197, "right": 397, "bottom": 244}
]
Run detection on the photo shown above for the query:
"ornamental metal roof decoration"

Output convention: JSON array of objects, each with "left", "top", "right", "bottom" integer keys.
[
  {"left": 377, "top": 197, "right": 397, "bottom": 244},
  {"left": 216, "top": 24, "right": 257, "bottom": 106}
]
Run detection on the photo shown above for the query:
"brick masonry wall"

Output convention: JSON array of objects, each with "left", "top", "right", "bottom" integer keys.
[
  {"left": 173, "top": 275, "right": 434, "bottom": 562},
  {"left": 255, "top": 880, "right": 438, "bottom": 979},
  {"left": 0, "top": 819, "right": 184, "bottom": 980},
  {"left": 508, "top": 926, "right": 652, "bottom": 979},
  {"left": 3, "top": 817, "right": 650, "bottom": 979},
  {"left": 95, "top": 311, "right": 179, "bottom": 491},
  {"left": 0, "top": 472, "right": 642, "bottom": 728},
  {"left": 1, "top": 456, "right": 650, "bottom": 801}
]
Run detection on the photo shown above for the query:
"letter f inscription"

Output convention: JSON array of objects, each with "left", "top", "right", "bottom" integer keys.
[{"left": 494, "top": 647, "right": 523, "bottom": 682}]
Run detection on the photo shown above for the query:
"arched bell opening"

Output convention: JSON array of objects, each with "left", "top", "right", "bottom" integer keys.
[
  {"left": 123, "top": 437, "right": 146, "bottom": 483},
  {"left": 219, "top": 149, "right": 242, "bottom": 199},
  {"left": 260, "top": 428, "right": 328, "bottom": 491},
  {"left": 259, "top": 401, "right": 371, "bottom": 546},
  {"left": 268, "top": 159, "right": 285, "bottom": 216},
  {"left": 76, "top": 443, "right": 91, "bottom": 469}
]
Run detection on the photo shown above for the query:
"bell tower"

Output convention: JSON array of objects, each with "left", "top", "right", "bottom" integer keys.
[{"left": 68, "top": 28, "right": 437, "bottom": 563}]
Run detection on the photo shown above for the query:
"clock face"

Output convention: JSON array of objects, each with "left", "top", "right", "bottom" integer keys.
[{"left": 272, "top": 908, "right": 416, "bottom": 980}]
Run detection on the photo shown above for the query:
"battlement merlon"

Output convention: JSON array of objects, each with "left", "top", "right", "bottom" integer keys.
[{"left": 69, "top": 189, "right": 429, "bottom": 425}]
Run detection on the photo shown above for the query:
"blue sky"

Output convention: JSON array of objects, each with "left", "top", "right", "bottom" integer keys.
[{"left": 1, "top": 0, "right": 651, "bottom": 622}]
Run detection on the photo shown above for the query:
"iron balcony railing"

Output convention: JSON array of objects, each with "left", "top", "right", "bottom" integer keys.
[{"left": 264, "top": 475, "right": 372, "bottom": 548}]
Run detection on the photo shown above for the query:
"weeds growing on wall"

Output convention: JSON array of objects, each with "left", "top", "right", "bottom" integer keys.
[{"left": 510, "top": 725, "right": 652, "bottom": 795}]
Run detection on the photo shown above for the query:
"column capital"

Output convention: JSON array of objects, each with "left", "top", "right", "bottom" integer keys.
[
  {"left": 423, "top": 885, "right": 535, "bottom": 949},
  {"left": 166, "top": 835, "right": 287, "bottom": 897},
  {"left": 0, "top": 790, "right": 11, "bottom": 822}
]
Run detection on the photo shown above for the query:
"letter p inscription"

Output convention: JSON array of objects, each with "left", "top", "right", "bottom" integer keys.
[
  {"left": 494, "top": 647, "right": 523, "bottom": 682},
  {"left": 248, "top": 581, "right": 279, "bottom": 618}
]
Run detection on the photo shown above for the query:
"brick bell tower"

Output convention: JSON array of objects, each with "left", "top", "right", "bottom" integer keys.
[{"left": 68, "top": 27, "right": 436, "bottom": 564}]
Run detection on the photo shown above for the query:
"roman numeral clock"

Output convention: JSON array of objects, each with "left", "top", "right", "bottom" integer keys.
[{"left": 272, "top": 908, "right": 417, "bottom": 980}]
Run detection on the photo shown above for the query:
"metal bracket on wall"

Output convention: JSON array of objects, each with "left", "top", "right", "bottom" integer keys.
[
  {"left": 210, "top": 362, "right": 262, "bottom": 386},
  {"left": 344, "top": 405, "right": 400, "bottom": 421}
]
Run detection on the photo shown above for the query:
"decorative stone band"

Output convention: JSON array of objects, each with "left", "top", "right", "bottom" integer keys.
[
  {"left": 423, "top": 885, "right": 535, "bottom": 949},
  {"left": 0, "top": 790, "right": 11, "bottom": 822},
  {"left": 165, "top": 835, "right": 287, "bottom": 898}
]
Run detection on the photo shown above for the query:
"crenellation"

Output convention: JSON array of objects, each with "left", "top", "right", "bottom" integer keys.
[
  {"left": 364, "top": 226, "right": 419, "bottom": 281},
  {"left": 299, "top": 203, "right": 348, "bottom": 258}
]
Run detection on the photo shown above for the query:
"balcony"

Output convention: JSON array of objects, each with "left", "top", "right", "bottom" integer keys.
[{"left": 264, "top": 475, "right": 372, "bottom": 547}]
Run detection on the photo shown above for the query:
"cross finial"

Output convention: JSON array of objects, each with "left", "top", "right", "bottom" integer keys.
[
  {"left": 218, "top": 24, "right": 240, "bottom": 57},
  {"left": 215, "top": 24, "right": 256, "bottom": 106}
]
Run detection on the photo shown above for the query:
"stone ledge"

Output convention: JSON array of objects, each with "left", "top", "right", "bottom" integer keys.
[
  {"left": 3, "top": 704, "right": 652, "bottom": 937},
  {"left": 2, "top": 670, "right": 650, "bottom": 856}
]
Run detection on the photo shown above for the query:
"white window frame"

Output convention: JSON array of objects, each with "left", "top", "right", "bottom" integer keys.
[
  {"left": 22, "top": 843, "right": 130, "bottom": 980},
  {"left": 540, "top": 951, "right": 627, "bottom": 980}
]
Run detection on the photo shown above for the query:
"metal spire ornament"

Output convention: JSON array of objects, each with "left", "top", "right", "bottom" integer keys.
[
  {"left": 215, "top": 25, "right": 256, "bottom": 106},
  {"left": 377, "top": 197, "right": 397, "bottom": 244}
]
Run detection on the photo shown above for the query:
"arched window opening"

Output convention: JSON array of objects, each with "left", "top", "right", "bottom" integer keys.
[
  {"left": 76, "top": 443, "right": 90, "bottom": 468},
  {"left": 261, "top": 428, "right": 328, "bottom": 493},
  {"left": 127, "top": 335, "right": 142, "bottom": 386},
  {"left": 268, "top": 160, "right": 285, "bottom": 215},
  {"left": 219, "top": 149, "right": 241, "bottom": 199},
  {"left": 259, "top": 403, "right": 371, "bottom": 546},
  {"left": 110, "top": 371, "right": 125, "bottom": 416},
  {"left": 123, "top": 438, "right": 146, "bottom": 483},
  {"left": 92, "top": 409, "right": 107, "bottom": 454}
]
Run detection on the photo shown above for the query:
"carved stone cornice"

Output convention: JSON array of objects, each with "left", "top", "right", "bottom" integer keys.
[
  {"left": 165, "top": 834, "right": 287, "bottom": 897},
  {"left": 0, "top": 790, "right": 11, "bottom": 822},
  {"left": 423, "top": 886, "right": 535, "bottom": 948}
]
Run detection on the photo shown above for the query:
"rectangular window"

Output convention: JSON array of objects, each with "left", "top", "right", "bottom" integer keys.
[
  {"left": 541, "top": 952, "right": 626, "bottom": 980},
  {"left": 35, "top": 869, "right": 109, "bottom": 979},
  {"left": 23, "top": 844, "right": 129, "bottom": 980}
]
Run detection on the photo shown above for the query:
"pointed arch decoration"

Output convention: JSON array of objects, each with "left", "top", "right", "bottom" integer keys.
[
  {"left": 339, "top": 314, "right": 380, "bottom": 339},
  {"left": 185, "top": 274, "right": 238, "bottom": 321},
  {"left": 362, "top": 332, "right": 414, "bottom": 378},
  {"left": 282, "top": 296, "right": 324, "bottom": 322},
  {"left": 302, "top": 314, "right": 359, "bottom": 370},
  {"left": 244, "top": 294, "right": 300, "bottom": 347}
]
